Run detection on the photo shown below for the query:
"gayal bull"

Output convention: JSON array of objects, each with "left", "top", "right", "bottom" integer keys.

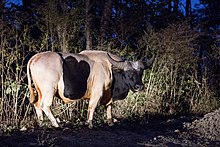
[{"left": 27, "top": 50, "right": 154, "bottom": 128}]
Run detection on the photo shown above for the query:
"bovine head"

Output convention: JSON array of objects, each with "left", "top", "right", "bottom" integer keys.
[{"left": 107, "top": 53, "right": 155, "bottom": 92}]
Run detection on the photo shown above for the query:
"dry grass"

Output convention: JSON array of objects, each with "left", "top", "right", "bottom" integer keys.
[{"left": 0, "top": 21, "right": 219, "bottom": 132}]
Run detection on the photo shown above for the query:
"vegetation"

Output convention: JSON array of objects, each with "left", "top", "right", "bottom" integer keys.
[{"left": 0, "top": 0, "right": 219, "bottom": 131}]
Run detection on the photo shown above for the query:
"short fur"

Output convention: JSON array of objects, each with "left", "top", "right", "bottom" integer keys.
[
  {"left": 27, "top": 51, "right": 114, "bottom": 128},
  {"left": 80, "top": 50, "right": 154, "bottom": 126},
  {"left": 62, "top": 56, "right": 90, "bottom": 99}
]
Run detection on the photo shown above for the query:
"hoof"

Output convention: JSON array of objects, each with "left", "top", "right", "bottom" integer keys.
[
  {"left": 52, "top": 123, "right": 59, "bottom": 128},
  {"left": 107, "top": 118, "right": 114, "bottom": 127},
  {"left": 88, "top": 120, "right": 93, "bottom": 129}
]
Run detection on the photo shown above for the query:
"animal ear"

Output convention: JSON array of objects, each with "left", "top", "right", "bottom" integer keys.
[
  {"left": 141, "top": 54, "right": 155, "bottom": 69},
  {"left": 107, "top": 53, "right": 126, "bottom": 70}
]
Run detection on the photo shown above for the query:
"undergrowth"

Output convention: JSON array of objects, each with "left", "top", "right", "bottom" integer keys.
[{"left": 0, "top": 22, "right": 219, "bottom": 132}]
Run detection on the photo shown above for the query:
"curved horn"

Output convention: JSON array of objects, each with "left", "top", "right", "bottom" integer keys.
[
  {"left": 141, "top": 55, "right": 155, "bottom": 69},
  {"left": 107, "top": 53, "right": 125, "bottom": 70}
]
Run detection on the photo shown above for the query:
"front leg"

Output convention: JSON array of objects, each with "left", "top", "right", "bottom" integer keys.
[
  {"left": 106, "top": 103, "right": 114, "bottom": 126},
  {"left": 87, "top": 93, "right": 102, "bottom": 129},
  {"left": 87, "top": 105, "right": 95, "bottom": 129}
]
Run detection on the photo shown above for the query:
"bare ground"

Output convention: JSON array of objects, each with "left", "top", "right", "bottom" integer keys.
[{"left": 0, "top": 114, "right": 220, "bottom": 147}]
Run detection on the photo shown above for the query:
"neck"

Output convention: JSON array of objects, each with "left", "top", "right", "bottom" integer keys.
[{"left": 112, "top": 71, "right": 129, "bottom": 100}]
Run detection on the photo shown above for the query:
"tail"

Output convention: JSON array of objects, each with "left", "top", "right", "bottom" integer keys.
[{"left": 27, "top": 57, "right": 37, "bottom": 104}]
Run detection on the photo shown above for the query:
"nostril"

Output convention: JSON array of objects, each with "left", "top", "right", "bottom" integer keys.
[
  {"left": 135, "top": 84, "right": 144, "bottom": 91},
  {"left": 140, "top": 84, "right": 144, "bottom": 90},
  {"left": 135, "top": 85, "right": 140, "bottom": 89}
]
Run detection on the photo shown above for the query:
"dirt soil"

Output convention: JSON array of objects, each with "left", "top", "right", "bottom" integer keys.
[
  {"left": 0, "top": 114, "right": 220, "bottom": 147},
  {"left": 187, "top": 108, "right": 220, "bottom": 141}
]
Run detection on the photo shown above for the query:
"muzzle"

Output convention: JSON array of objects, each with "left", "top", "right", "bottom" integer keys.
[{"left": 133, "top": 84, "right": 144, "bottom": 92}]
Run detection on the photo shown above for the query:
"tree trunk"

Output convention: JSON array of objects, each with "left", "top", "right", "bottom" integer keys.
[
  {"left": 185, "top": 0, "right": 191, "bottom": 17},
  {"left": 185, "top": 0, "right": 193, "bottom": 29},
  {"left": 57, "top": 24, "right": 68, "bottom": 53},
  {"left": 22, "top": 0, "right": 31, "bottom": 11},
  {"left": 99, "top": 0, "right": 112, "bottom": 49},
  {"left": 168, "top": 0, "right": 172, "bottom": 13},
  {"left": 173, "top": 0, "right": 179, "bottom": 15},
  {"left": 85, "top": 0, "right": 92, "bottom": 50}
]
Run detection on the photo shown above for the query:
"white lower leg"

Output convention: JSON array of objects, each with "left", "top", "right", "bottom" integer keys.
[
  {"left": 106, "top": 104, "right": 114, "bottom": 126},
  {"left": 35, "top": 107, "right": 43, "bottom": 125},
  {"left": 34, "top": 103, "right": 44, "bottom": 126},
  {"left": 106, "top": 104, "right": 112, "bottom": 120},
  {"left": 42, "top": 106, "right": 59, "bottom": 128},
  {"left": 87, "top": 106, "right": 95, "bottom": 129},
  {"left": 87, "top": 92, "right": 102, "bottom": 129}
]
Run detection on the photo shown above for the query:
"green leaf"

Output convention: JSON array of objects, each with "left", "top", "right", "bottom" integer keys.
[{"left": 6, "top": 87, "right": 11, "bottom": 94}]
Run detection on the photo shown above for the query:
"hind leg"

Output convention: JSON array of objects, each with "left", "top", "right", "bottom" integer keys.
[
  {"left": 34, "top": 102, "right": 44, "bottom": 127},
  {"left": 33, "top": 88, "right": 44, "bottom": 127},
  {"left": 41, "top": 91, "right": 59, "bottom": 128}
]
